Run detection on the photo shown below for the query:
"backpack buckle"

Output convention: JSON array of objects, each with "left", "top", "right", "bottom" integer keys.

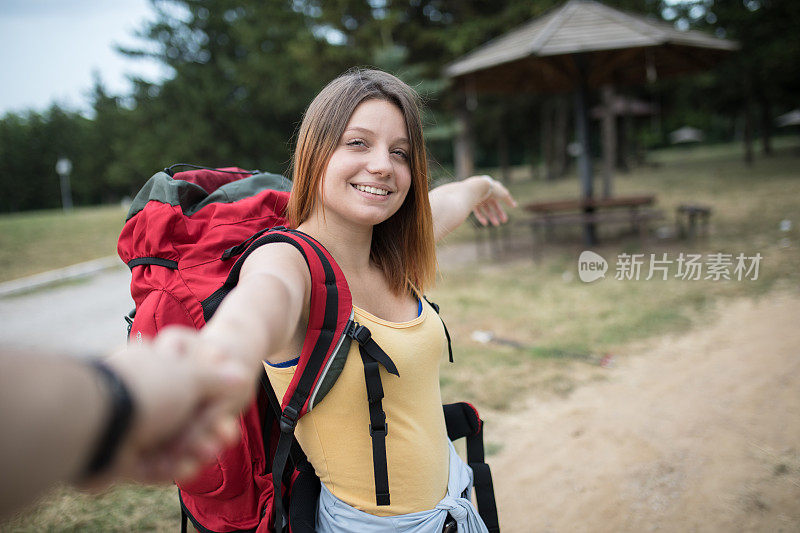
[
  {"left": 124, "top": 308, "right": 136, "bottom": 340},
  {"left": 369, "top": 415, "right": 387, "bottom": 437},
  {"left": 280, "top": 406, "right": 298, "bottom": 433},
  {"left": 352, "top": 324, "right": 371, "bottom": 345}
]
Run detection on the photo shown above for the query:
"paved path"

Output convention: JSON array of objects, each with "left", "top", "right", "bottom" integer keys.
[
  {"left": 0, "top": 240, "right": 486, "bottom": 358},
  {"left": 0, "top": 266, "right": 133, "bottom": 356}
]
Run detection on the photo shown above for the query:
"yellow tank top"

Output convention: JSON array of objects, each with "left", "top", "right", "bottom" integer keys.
[{"left": 264, "top": 297, "right": 450, "bottom": 516}]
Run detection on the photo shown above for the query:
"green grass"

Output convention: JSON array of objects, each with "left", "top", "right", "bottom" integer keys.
[
  {"left": 5, "top": 484, "right": 178, "bottom": 532},
  {"left": 435, "top": 137, "right": 800, "bottom": 408},
  {"left": 0, "top": 205, "right": 127, "bottom": 282},
  {"left": 3, "top": 137, "right": 800, "bottom": 530}
]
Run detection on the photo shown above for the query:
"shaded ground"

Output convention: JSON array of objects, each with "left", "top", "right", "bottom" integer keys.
[{"left": 488, "top": 291, "right": 800, "bottom": 532}]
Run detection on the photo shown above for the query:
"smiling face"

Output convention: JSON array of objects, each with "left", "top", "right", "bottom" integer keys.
[
  {"left": 287, "top": 69, "right": 436, "bottom": 294},
  {"left": 316, "top": 98, "right": 412, "bottom": 231}
]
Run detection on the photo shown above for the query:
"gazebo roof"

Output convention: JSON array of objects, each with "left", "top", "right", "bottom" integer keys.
[{"left": 445, "top": 0, "right": 738, "bottom": 91}]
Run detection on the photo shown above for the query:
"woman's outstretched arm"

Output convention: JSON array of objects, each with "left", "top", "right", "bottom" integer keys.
[
  {"left": 198, "top": 242, "right": 310, "bottom": 376},
  {"left": 429, "top": 175, "right": 517, "bottom": 242}
]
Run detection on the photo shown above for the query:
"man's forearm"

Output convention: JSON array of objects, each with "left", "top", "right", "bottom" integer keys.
[{"left": 0, "top": 352, "right": 108, "bottom": 518}]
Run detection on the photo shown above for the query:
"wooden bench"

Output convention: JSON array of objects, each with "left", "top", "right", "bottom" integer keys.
[
  {"left": 521, "top": 194, "right": 663, "bottom": 256},
  {"left": 525, "top": 194, "right": 656, "bottom": 214},
  {"left": 527, "top": 208, "right": 665, "bottom": 257}
]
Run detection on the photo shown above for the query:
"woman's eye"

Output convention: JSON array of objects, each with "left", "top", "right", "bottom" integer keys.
[
  {"left": 393, "top": 150, "right": 409, "bottom": 160},
  {"left": 346, "top": 139, "right": 365, "bottom": 147}
]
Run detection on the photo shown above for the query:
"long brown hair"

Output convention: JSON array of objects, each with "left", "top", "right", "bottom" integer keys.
[{"left": 286, "top": 68, "right": 436, "bottom": 296}]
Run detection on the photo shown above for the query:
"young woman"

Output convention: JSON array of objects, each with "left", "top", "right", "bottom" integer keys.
[{"left": 195, "top": 68, "right": 515, "bottom": 532}]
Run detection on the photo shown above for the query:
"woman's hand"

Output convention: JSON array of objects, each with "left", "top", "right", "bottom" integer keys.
[
  {"left": 470, "top": 175, "right": 517, "bottom": 227},
  {"left": 429, "top": 175, "right": 518, "bottom": 242}
]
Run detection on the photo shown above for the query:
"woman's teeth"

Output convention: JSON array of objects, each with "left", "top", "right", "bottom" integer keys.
[{"left": 353, "top": 184, "right": 389, "bottom": 196}]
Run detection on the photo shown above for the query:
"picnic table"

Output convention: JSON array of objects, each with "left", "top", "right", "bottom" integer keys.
[
  {"left": 525, "top": 194, "right": 656, "bottom": 213},
  {"left": 524, "top": 194, "right": 664, "bottom": 254}
]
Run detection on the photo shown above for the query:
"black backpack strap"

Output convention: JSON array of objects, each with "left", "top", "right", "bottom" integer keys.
[
  {"left": 271, "top": 420, "right": 295, "bottom": 533},
  {"left": 164, "top": 163, "right": 260, "bottom": 176},
  {"left": 443, "top": 402, "right": 500, "bottom": 533},
  {"left": 424, "top": 296, "right": 454, "bottom": 363},
  {"left": 260, "top": 372, "right": 305, "bottom": 485},
  {"left": 288, "top": 464, "right": 320, "bottom": 533},
  {"left": 360, "top": 347, "right": 391, "bottom": 506},
  {"left": 346, "top": 322, "right": 399, "bottom": 506},
  {"left": 260, "top": 372, "right": 316, "bottom": 533}
]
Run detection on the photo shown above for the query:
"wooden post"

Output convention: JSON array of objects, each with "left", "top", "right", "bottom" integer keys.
[
  {"left": 573, "top": 55, "right": 597, "bottom": 246},
  {"left": 498, "top": 118, "right": 511, "bottom": 184},
  {"left": 601, "top": 85, "right": 616, "bottom": 199},
  {"left": 454, "top": 95, "right": 475, "bottom": 179},
  {"left": 619, "top": 113, "right": 631, "bottom": 172},
  {"left": 530, "top": 100, "right": 540, "bottom": 180},
  {"left": 541, "top": 98, "right": 554, "bottom": 180},
  {"left": 759, "top": 95, "right": 772, "bottom": 156},
  {"left": 553, "top": 95, "right": 569, "bottom": 178},
  {"left": 743, "top": 99, "right": 754, "bottom": 167},
  {"left": 574, "top": 85, "right": 593, "bottom": 200}
]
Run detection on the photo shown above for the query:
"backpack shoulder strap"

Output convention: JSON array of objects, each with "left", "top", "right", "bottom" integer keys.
[
  {"left": 212, "top": 227, "right": 351, "bottom": 533},
  {"left": 424, "top": 295, "right": 454, "bottom": 363},
  {"left": 202, "top": 227, "right": 353, "bottom": 418},
  {"left": 443, "top": 402, "right": 500, "bottom": 533}
]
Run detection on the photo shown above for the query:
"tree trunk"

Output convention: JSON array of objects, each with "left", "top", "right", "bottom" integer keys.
[
  {"left": 759, "top": 96, "right": 773, "bottom": 156},
  {"left": 454, "top": 97, "right": 475, "bottom": 179},
  {"left": 529, "top": 102, "right": 539, "bottom": 180},
  {"left": 553, "top": 95, "right": 569, "bottom": 178},
  {"left": 498, "top": 117, "right": 511, "bottom": 184},
  {"left": 616, "top": 114, "right": 630, "bottom": 172},
  {"left": 541, "top": 98, "right": 555, "bottom": 180},
  {"left": 743, "top": 100, "right": 754, "bottom": 166}
]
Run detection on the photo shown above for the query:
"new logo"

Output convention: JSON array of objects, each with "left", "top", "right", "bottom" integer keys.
[{"left": 578, "top": 251, "right": 608, "bottom": 283}]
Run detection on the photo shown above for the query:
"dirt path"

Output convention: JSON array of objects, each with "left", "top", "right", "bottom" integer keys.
[{"left": 488, "top": 291, "right": 800, "bottom": 532}]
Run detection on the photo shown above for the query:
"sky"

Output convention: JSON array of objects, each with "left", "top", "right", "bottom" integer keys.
[
  {"left": 0, "top": 0, "right": 704, "bottom": 118},
  {"left": 0, "top": 0, "right": 170, "bottom": 116}
]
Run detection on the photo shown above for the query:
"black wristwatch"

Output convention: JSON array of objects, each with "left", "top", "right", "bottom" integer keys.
[{"left": 82, "top": 359, "right": 136, "bottom": 478}]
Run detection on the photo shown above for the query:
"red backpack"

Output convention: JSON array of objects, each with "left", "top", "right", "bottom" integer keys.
[{"left": 118, "top": 165, "right": 500, "bottom": 533}]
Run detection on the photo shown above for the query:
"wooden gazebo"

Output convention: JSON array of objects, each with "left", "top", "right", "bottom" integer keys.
[{"left": 444, "top": 0, "right": 737, "bottom": 244}]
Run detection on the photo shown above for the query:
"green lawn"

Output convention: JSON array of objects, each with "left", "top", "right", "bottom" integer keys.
[
  {"left": 4, "top": 138, "right": 800, "bottom": 531},
  {"left": 3, "top": 484, "right": 180, "bottom": 532},
  {"left": 435, "top": 137, "right": 800, "bottom": 408},
  {"left": 0, "top": 205, "right": 127, "bottom": 283}
]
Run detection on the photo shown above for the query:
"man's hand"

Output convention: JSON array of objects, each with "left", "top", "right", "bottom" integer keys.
[{"left": 89, "top": 328, "right": 254, "bottom": 486}]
